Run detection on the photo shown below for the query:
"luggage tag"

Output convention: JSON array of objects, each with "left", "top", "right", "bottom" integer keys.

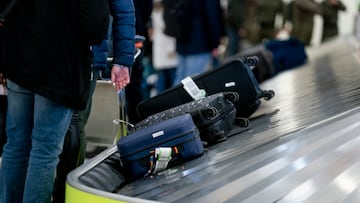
[
  {"left": 152, "top": 147, "right": 173, "bottom": 174},
  {"left": 145, "top": 146, "right": 180, "bottom": 176},
  {"left": 181, "top": 77, "right": 206, "bottom": 100}
]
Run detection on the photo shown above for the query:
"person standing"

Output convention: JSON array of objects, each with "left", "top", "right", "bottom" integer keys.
[
  {"left": 257, "top": 0, "right": 285, "bottom": 42},
  {"left": 0, "top": 0, "right": 110, "bottom": 202},
  {"left": 355, "top": 2, "right": 360, "bottom": 41},
  {"left": 151, "top": 0, "right": 178, "bottom": 94},
  {"left": 76, "top": 0, "right": 136, "bottom": 166},
  {"left": 171, "top": 0, "right": 223, "bottom": 85},
  {"left": 125, "top": 0, "right": 153, "bottom": 124},
  {"left": 321, "top": 0, "right": 346, "bottom": 42},
  {"left": 291, "top": 0, "right": 322, "bottom": 46},
  {"left": 49, "top": 1, "right": 136, "bottom": 203}
]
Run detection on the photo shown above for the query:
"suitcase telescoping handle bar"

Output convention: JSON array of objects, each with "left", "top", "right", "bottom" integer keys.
[{"left": 113, "top": 43, "right": 143, "bottom": 144}]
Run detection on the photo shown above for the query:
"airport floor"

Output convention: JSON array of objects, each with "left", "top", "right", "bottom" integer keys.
[{"left": 66, "top": 36, "right": 360, "bottom": 203}]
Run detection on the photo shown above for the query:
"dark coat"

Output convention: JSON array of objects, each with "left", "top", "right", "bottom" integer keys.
[
  {"left": 133, "top": 0, "right": 153, "bottom": 36},
  {"left": 176, "top": 0, "right": 223, "bottom": 55},
  {"left": 292, "top": 0, "right": 322, "bottom": 45},
  {"left": 92, "top": 0, "right": 136, "bottom": 69},
  {"left": 321, "top": 0, "right": 346, "bottom": 42},
  {"left": 226, "top": 0, "right": 247, "bottom": 33},
  {"left": 2, "top": 0, "right": 109, "bottom": 110}
]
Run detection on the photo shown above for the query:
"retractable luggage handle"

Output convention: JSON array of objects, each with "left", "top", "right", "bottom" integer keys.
[{"left": 113, "top": 39, "right": 144, "bottom": 144}]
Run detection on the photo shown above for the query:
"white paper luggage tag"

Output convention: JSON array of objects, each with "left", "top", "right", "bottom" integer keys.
[
  {"left": 181, "top": 77, "right": 206, "bottom": 100},
  {"left": 152, "top": 147, "right": 173, "bottom": 174}
]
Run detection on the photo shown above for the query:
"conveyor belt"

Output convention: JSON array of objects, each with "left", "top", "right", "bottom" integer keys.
[{"left": 67, "top": 36, "right": 360, "bottom": 203}]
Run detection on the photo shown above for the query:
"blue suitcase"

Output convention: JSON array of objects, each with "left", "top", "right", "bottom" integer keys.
[
  {"left": 264, "top": 38, "right": 308, "bottom": 73},
  {"left": 117, "top": 114, "right": 204, "bottom": 180}
]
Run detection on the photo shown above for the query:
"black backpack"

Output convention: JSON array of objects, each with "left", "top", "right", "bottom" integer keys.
[{"left": 163, "top": 0, "right": 193, "bottom": 41}]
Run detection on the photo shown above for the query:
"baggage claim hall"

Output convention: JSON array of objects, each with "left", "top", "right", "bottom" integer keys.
[{"left": 3, "top": 0, "right": 360, "bottom": 202}]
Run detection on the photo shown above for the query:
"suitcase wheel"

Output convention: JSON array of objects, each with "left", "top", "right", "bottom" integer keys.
[
  {"left": 216, "top": 136, "right": 227, "bottom": 143},
  {"left": 202, "top": 107, "right": 218, "bottom": 119},
  {"left": 224, "top": 92, "right": 240, "bottom": 103},
  {"left": 235, "top": 117, "right": 250, "bottom": 128},
  {"left": 263, "top": 90, "right": 275, "bottom": 101},
  {"left": 243, "top": 56, "right": 259, "bottom": 66},
  {"left": 211, "top": 132, "right": 227, "bottom": 144}
]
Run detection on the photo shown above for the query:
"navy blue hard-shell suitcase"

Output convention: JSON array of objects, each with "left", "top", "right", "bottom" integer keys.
[
  {"left": 134, "top": 92, "right": 249, "bottom": 145},
  {"left": 264, "top": 38, "right": 308, "bottom": 73},
  {"left": 136, "top": 57, "right": 275, "bottom": 119},
  {"left": 117, "top": 114, "right": 204, "bottom": 180}
]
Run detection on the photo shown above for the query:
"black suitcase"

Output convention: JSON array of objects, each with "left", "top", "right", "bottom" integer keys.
[
  {"left": 118, "top": 114, "right": 204, "bottom": 180},
  {"left": 134, "top": 92, "right": 249, "bottom": 145},
  {"left": 136, "top": 57, "right": 275, "bottom": 120},
  {"left": 225, "top": 45, "right": 275, "bottom": 83}
]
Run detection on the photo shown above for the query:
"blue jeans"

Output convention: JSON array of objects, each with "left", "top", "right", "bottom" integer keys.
[
  {"left": 156, "top": 68, "right": 177, "bottom": 93},
  {"left": 173, "top": 53, "right": 211, "bottom": 85},
  {"left": 225, "top": 26, "right": 241, "bottom": 57},
  {"left": 0, "top": 80, "right": 73, "bottom": 203}
]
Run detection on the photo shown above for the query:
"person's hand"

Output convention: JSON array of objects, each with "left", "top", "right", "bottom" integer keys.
[
  {"left": 111, "top": 65, "right": 130, "bottom": 91},
  {"left": 0, "top": 73, "right": 6, "bottom": 85},
  {"left": 330, "top": 0, "right": 338, "bottom": 5},
  {"left": 238, "top": 28, "right": 247, "bottom": 38},
  {"left": 212, "top": 48, "right": 219, "bottom": 58}
]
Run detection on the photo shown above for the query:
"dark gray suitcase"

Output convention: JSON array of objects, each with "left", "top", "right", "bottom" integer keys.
[
  {"left": 134, "top": 92, "right": 249, "bottom": 145},
  {"left": 226, "top": 45, "right": 275, "bottom": 83}
]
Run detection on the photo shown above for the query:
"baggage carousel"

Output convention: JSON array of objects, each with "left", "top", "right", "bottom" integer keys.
[{"left": 66, "top": 36, "right": 360, "bottom": 203}]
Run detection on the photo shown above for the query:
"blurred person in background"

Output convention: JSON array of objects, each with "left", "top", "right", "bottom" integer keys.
[
  {"left": 257, "top": 0, "right": 285, "bottom": 42},
  {"left": 291, "top": 0, "right": 322, "bottom": 46},
  {"left": 125, "top": 0, "right": 153, "bottom": 124},
  {"left": 170, "top": 0, "right": 223, "bottom": 85},
  {"left": 151, "top": 0, "right": 178, "bottom": 94},
  {"left": 321, "top": 0, "right": 346, "bottom": 42}
]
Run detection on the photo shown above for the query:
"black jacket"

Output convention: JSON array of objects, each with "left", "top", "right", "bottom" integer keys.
[
  {"left": 133, "top": 0, "right": 153, "bottom": 36},
  {"left": 2, "top": 0, "right": 97, "bottom": 110},
  {"left": 176, "top": 0, "right": 223, "bottom": 55}
]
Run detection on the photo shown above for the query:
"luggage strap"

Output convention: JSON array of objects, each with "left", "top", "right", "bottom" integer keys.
[
  {"left": 146, "top": 146, "right": 179, "bottom": 176},
  {"left": 181, "top": 77, "right": 206, "bottom": 100}
]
